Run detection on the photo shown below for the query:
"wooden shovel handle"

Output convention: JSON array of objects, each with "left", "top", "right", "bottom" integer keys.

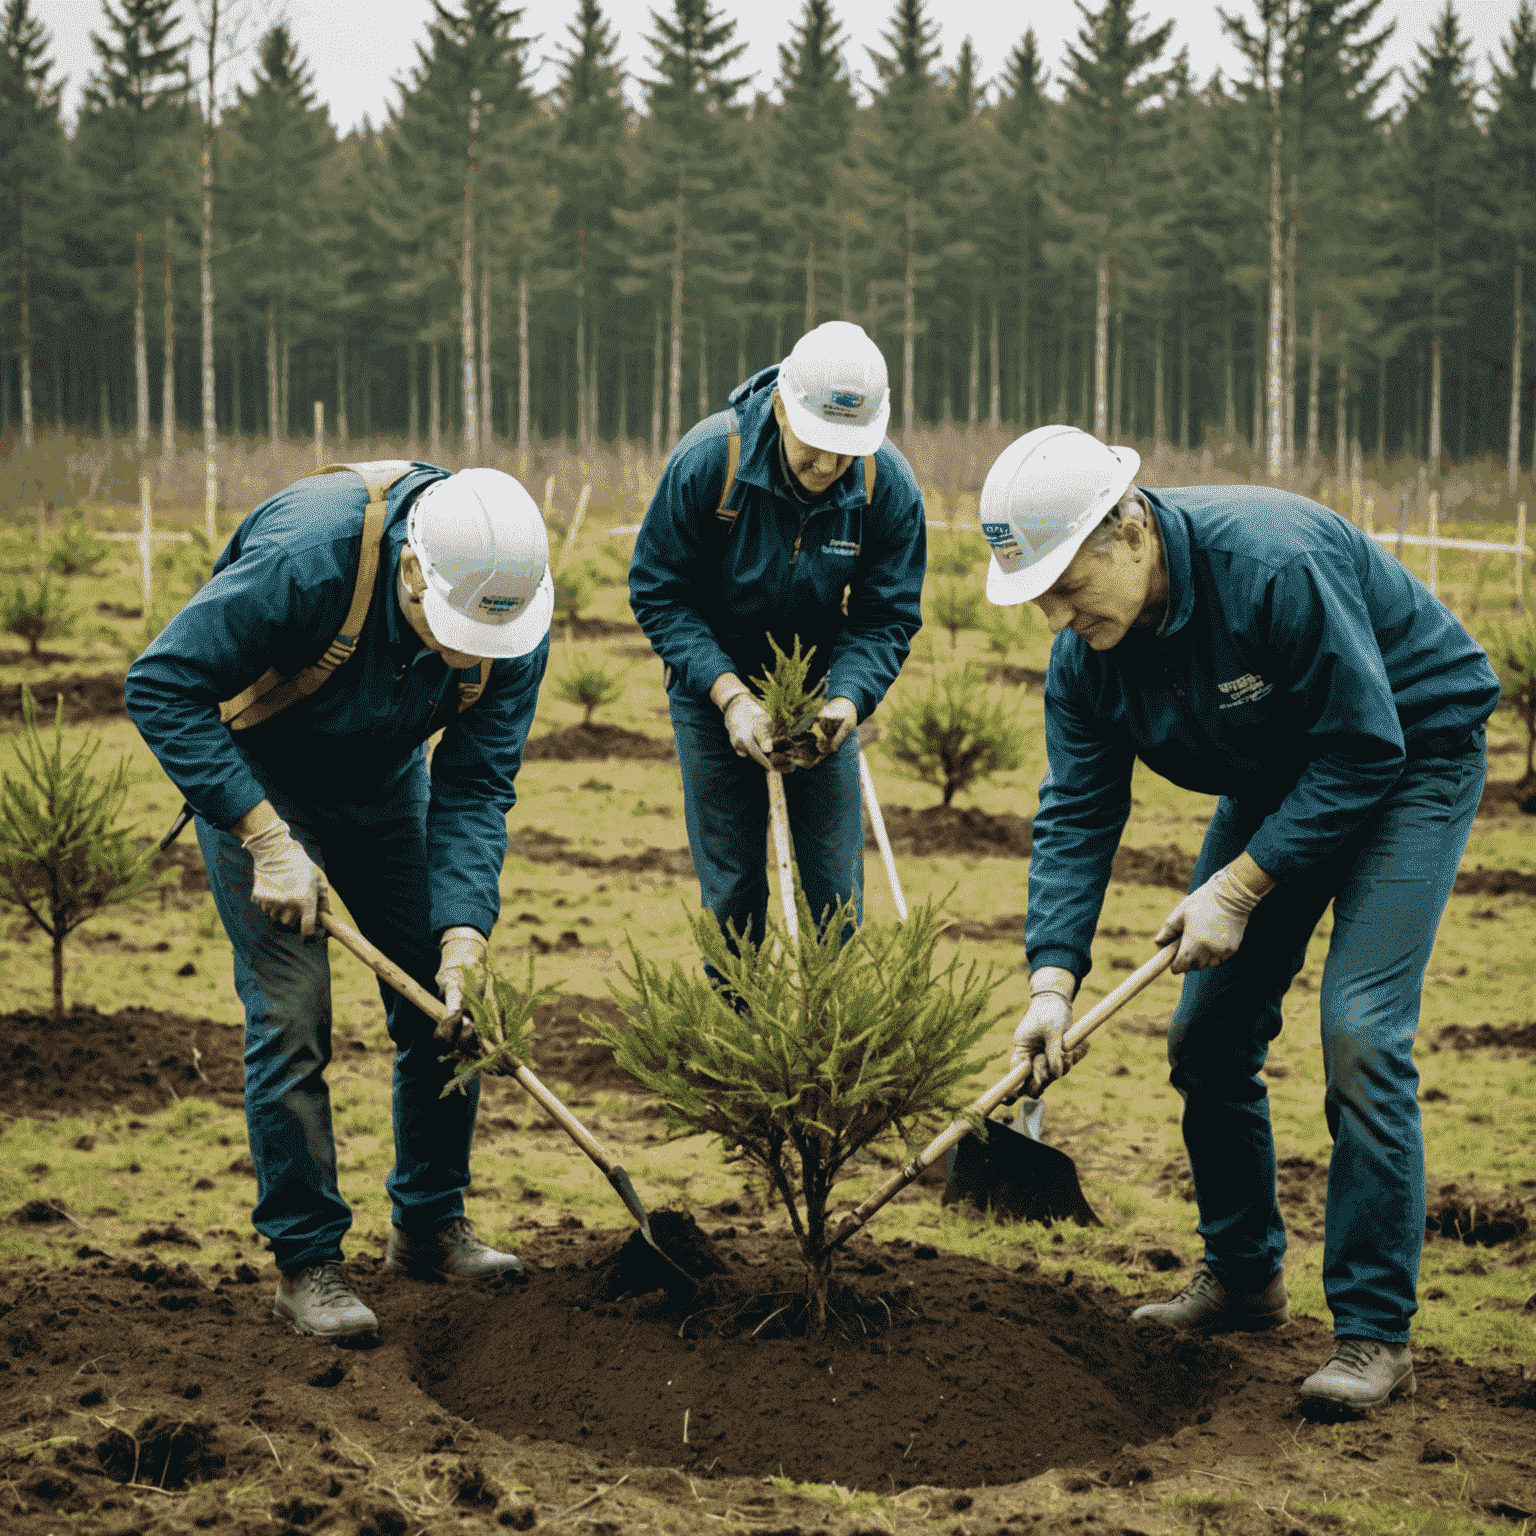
[
  {"left": 828, "top": 942, "right": 1178, "bottom": 1251},
  {"left": 318, "top": 911, "right": 619, "bottom": 1176},
  {"left": 766, "top": 768, "right": 799, "bottom": 945}
]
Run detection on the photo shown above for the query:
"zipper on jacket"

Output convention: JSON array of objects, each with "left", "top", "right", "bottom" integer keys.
[{"left": 789, "top": 509, "right": 809, "bottom": 566}]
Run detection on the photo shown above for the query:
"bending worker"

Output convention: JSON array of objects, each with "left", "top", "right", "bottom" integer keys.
[
  {"left": 629, "top": 321, "right": 925, "bottom": 949},
  {"left": 984, "top": 426, "right": 1497, "bottom": 1414},
  {"left": 126, "top": 461, "right": 553, "bottom": 1340}
]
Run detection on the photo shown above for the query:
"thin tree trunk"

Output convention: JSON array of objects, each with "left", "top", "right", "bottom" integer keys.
[
  {"left": 1305, "top": 309, "right": 1321, "bottom": 470},
  {"left": 479, "top": 259, "right": 491, "bottom": 453},
  {"left": 1081, "top": 323, "right": 1093, "bottom": 430},
  {"left": 1335, "top": 348, "right": 1349, "bottom": 506},
  {"left": 1018, "top": 241, "right": 1031, "bottom": 428},
  {"left": 279, "top": 327, "right": 290, "bottom": 438},
  {"left": 589, "top": 321, "right": 600, "bottom": 444},
  {"left": 136, "top": 222, "right": 150, "bottom": 459},
  {"left": 967, "top": 301, "right": 980, "bottom": 430},
  {"left": 1110, "top": 301, "right": 1123, "bottom": 442},
  {"left": 651, "top": 303, "right": 664, "bottom": 460},
  {"left": 1056, "top": 316, "right": 1069, "bottom": 423},
  {"left": 575, "top": 229, "right": 587, "bottom": 448},
  {"left": 736, "top": 320, "right": 746, "bottom": 392},
  {"left": 1377, "top": 352, "right": 1387, "bottom": 458},
  {"left": 1253, "top": 305, "right": 1266, "bottom": 455},
  {"left": 1283, "top": 189, "right": 1298, "bottom": 470},
  {"left": 231, "top": 327, "right": 241, "bottom": 437},
  {"left": 668, "top": 196, "right": 686, "bottom": 449},
  {"left": 1180, "top": 303, "right": 1192, "bottom": 451},
  {"left": 52, "top": 930, "right": 64, "bottom": 1025},
  {"left": 1511, "top": 261, "right": 1524, "bottom": 495},
  {"left": 17, "top": 217, "right": 32, "bottom": 451},
  {"left": 1223, "top": 304, "right": 1236, "bottom": 442},
  {"left": 988, "top": 298, "right": 1001, "bottom": 430},
  {"left": 408, "top": 340, "right": 419, "bottom": 456},
  {"left": 459, "top": 101, "right": 480, "bottom": 455},
  {"left": 336, "top": 337, "right": 348, "bottom": 447},
  {"left": 1094, "top": 250, "right": 1110, "bottom": 441},
  {"left": 266, "top": 304, "right": 278, "bottom": 444},
  {"left": 201, "top": 4, "right": 218, "bottom": 537},
  {"left": 162, "top": 204, "right": 176, "bottom": 465},
  {"left": 1429, "top": 328, "right": 1443, "bottom": 479},
  {"left": 1265, "top": 13, "right": 1284, "bottom": 478},
  {"left": 617, "top": 343, "right": 628, "bottom": 444},
  {"left": 1153, "top": 315, "right": 1166, "bottom": 452},
  {"left": 697, "top": 315, "right": 708, "bottom": 423},
  {"left": 429, "top": 337, "right": 442, "bottom": 459},
  {"left": 804, "top": 233, "right": 817, "bottom": 332},
  {"left": 99, "top": 335, "right": 110, "bottom": 438},
  {"left": 903, "top": 189, "right": 917, "bottom": 436},
  {"left": 518, "top": 272, "right": 530, "bottom": 456}
]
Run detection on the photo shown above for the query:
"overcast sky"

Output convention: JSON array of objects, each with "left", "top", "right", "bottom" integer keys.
[{"left": 42, "top": 0, "right": 1528, "bottom": 133}]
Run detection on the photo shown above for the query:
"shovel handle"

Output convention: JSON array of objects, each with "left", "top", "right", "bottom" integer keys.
[
  {"left": 828, "top": 942, "right": 1178, "bottom": 1252},
  {"left": 318, "top": 911, "right": 620, "bottom": 1178}
]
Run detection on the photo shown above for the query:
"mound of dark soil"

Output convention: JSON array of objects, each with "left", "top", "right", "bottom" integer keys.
[
  {"left": 0, "top": 672, "right": 127, "bottom": 725},
  {"left": 411, "top": 1226, "right": 1233, "bottom": 1490},
  {"left": 1431, "top": 1020, "right": 1536, "bottom": 1053},
  {"left": 875, "top": 804, "right": 1034, "bottom": 858},
  {"left": 523, "top": 722, "right": 674, "bottom": 761},
  {"left": 1478, "top": 777, "right": 1536, "bottom": 817},
  {"left": 1451, "top": 865, "right": 1536, "bottom": 896},
  {"left": 528, "top": 993, "right": 638, "bottom": 1091},
  {"left": 511, "top": 826, "right": 694, "bottom": 878},
  {"left": 0, "top": 1005, "right": 245, "bottom": 1117},
  {"left": 1426, "top": 1184, "right": 1534, "bottom": 1247}
]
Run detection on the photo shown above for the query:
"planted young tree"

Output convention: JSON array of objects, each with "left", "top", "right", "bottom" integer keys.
[
  {"left": 553, "top": 649, "right": 627, "bottom": 725},
  {"left": 553, "top": 559, "right": 600, "bottom": 629},
  {"left": 930, "top": 579, "right": 983, "bottom": 650},
  {"left": 45, "top": 515, "right": 111, "bottom": 577},
  {"left": 595, "top": 888, "right": 1002, "bottom": 1328},
  {"left": 0, "top": 689, "right": 151, "bottom": 1021},
  {"left": 3, "top": 573, "right": 75, "bottom": 660},
  {"left": 887, "top": 662, "right": 1026, "bottom": 807},
  {"left": 1491, "top": 614, "right": 1536, "bottom": 788}
]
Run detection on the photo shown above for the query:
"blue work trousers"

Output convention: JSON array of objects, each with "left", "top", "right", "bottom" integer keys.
[
  {"left": 1166, "top": 738, "right": 1485, "bottom": 1342},
  {"left": 668, "top": 691, "right": 864, "bottom": 950},
  {"left": 197, "top": 764, "right": 478, "bottom": 1274}
]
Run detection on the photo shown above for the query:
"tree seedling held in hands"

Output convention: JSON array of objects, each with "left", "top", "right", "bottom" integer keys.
[
  {"left": 753, "top": 634, "right": 828, "bottom": 769},
  {"left": 553, "top": 650, "right": 628, "bottom": 725},
  {"left": 0, "top": 689, "right": 153, "bottom": 1021},
  {"left": 439, "top": 954, "right": 556, "bottom": 1094},
  {"left": 597, "top": 889, "right": 1003, "bottom": 1331},
  {"left": 887, "top": 662, "right": 1027, "bottom": 808}
]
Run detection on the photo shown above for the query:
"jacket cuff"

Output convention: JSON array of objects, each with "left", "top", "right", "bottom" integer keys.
[{"left": 1027, "top": 945, "right": 1091, "bottom": 982}]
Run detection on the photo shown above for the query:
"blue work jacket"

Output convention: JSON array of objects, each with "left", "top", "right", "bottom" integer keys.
[
  {"left": 1026, "top": 485, "right": 1500, "bottom": 980},
  {"left": 125, "top": 464, "right": 548, "bottom": 939},
  {"left": 628, "top": 367, "right": 926, "bottom": 720}
]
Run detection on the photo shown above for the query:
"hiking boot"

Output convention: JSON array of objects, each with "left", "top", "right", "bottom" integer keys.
[
  {"left": 1130, "top": 1260, "right": 1289, "bottom": 1333},
  {"left": 1299, "top": 1338, "right": 1415, "bottom": 1415},
  {"left": 385, "top": 1217, "right": 524, "bottom": 1280},
  {"left": 273, "top": 1262, "right": 379, "bottom": 1338}
]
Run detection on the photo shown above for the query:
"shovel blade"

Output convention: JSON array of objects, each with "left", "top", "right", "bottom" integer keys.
[{"left": 942, "top": 1122, "right": 1101, "bottom": 1228}]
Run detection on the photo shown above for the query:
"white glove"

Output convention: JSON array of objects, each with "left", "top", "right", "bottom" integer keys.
[
  {"left": 435, "top": 926, "right": 487, "bottom": 1015},
  {"left": 1009, "top": 966, "right": 1085, "bottom": 1098},
  {"left": 815, "top": 697, "right": 859, "bottom": 760},
  {"left": 722, "top": 691, "right": 777, "bottom": 770},
  {"left": 1155, "top": 862, "right": 1266, "bottom": 975},
  {"left": 242, "top": 817, "right": 327, "bottom": 937}
]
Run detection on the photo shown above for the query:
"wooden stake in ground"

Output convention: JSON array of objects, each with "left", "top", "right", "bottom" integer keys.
[
  {"left": 766, "top": 768, "right": 798, "bottom": 947},
  {"left": 858, "top": 748, "right": 907, "bottom": 922},
  {"left": 1517, "top": 502, "right": 1528, "bottom": 612},
  {"left": 555, "top": 484, "right": 592, "bottom": 574}
]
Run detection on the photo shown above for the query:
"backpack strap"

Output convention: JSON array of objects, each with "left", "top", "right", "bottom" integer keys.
[
  {"left": 863, "top": 454, "right": 877, "bottom": 505},
  {"left": 219, "top": 461, "right": 416, "bottom": 732},
  {"left": 714, "top": 410, "right": 742, "bottom": 529}
]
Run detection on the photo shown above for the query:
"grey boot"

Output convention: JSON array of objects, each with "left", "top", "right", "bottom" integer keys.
[
  {"left": 385, "top": 1217, "right": 524, "bottom": 1280},
  {"left": 273, "top": 1262, "right": 379, "bottom": 1338},
  {"left": 1130, "top": 1260, "right": 1290, "bottom": 1333},
  {"left": 1299, "top": 1338, "right": 1415, "bottom": 1413}
]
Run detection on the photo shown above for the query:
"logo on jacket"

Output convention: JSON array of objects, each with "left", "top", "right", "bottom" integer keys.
[
  {"left": 1218, "top": 673, "right": 1272, "bottom": 708},
  {"left": 822, "top": 538, "right": 861, "bottom": 558}
]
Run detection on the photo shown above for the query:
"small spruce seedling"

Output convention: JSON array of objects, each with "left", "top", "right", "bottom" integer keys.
[
  {"left": 439, "top": 954, "right": 556, "bottom": 1093},
  {"left": 0, "top": 689, "right": 152, "bottom": 1020},
  {"left": 887, "top": 662, "right": 1026, "bottom": 807},
  {"left": 753, "top": 635, "right": 826, "bottom": 767},
  {"left": 553, "top": 650, "right": 628, "bottom": 725},
  {"left": 1489, "top": 614, "right": 1536, "bottom": 787}
]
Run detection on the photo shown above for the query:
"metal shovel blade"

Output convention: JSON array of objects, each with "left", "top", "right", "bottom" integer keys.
[
  {"left": 606, "top": 1165, "right": 698, "bottom": 1289},
  {"left": 942, "top": 1120, "right": 1101, "bottom": 1228}
]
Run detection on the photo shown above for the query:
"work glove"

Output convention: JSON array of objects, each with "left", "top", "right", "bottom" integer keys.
[
  {"left": 814, "top": 697, "right": 859, "bottom": 761},
  {"left": 1155, "top": 861, "right": 1266, "bottom": 975},
  {"left": 434, "top": 926, "right": 487, "bottom": 1050},
  {"left": 723, "top": 691, "right": 777, "bottom": 771},
  {"left": 1009, "top": 967, "right": 1088, "bottom": 1098},
  {"left": 242, "top": 817, "right": 327, "bottom": 938}
]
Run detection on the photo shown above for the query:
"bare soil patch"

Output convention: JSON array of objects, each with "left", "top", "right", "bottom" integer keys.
[
  {"left": 511, "top": 826, "right": 693, "bottom": 878},
  {"left": 1479, "top": 776, "right": 1536, "bottom": 816},
  {"left": 1425, "top": 1183, "right": 1536, "bottom": 1247},
  {"left": 1431, "top": 1020, "right": 1536, "bottom": 1053},
  {"left": 522, "top": 722, "right": 675, "bottom": 761},
  {"left": 0, "top": 672, "right": 127, "bottom": 726}
]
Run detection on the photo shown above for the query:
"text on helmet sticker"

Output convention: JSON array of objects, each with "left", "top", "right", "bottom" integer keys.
[{"left": 982, "top": 520, "right": 1026, "bottom": 572}]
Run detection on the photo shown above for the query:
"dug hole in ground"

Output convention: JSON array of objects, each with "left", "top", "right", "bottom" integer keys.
[{"left": 0, "top": 553, "right": 1533, "bottom": 1534}]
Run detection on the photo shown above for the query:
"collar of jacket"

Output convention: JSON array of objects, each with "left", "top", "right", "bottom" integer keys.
[
  {"left": 727, "top": 366, "right": 876, "bottom": 514},
  {"left": 1142, "top": 489, "right": 1195, "bottom": 638}
]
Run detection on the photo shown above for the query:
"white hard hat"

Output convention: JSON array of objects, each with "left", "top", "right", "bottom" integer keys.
[
  {"left": 406, "top": 468, "right": 554, "bottom": 659},
  {"left": 980, "top": 426, "right": 1141, "bottom": 605},
  {"left": 777, "top": 321, "right": 891, "bottom": 457}
]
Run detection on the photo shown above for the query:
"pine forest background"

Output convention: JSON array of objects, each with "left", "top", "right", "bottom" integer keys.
[{"left": 4, "top": 0, "right": 1536, "bottom": 516}]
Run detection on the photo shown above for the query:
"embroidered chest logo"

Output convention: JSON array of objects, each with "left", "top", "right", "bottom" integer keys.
[
  {"left": 821, "top": 538, "right": 861, "bottom": 558},
  {"left": 1217, "top": 673, "right": 1273, "bottom": 709}
]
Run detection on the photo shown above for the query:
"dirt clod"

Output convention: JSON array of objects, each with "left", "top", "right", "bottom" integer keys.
[
  {"left": 95, "top": 1411, "right": 226, "bottom": 1488},
  {"left": 596, "top": 1209, "right": 729, "bottom": 1298}
]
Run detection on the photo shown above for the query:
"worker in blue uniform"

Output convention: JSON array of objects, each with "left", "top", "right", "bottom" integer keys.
[
  {"left": 629, "top": 322, "right": 926, "bottom": 951},
  {"left": 126, "top": 462, "right": 554, "bottom": 1340},
  {"left": 981, "top": 426, "right": 1498, "bottom": 1415}
]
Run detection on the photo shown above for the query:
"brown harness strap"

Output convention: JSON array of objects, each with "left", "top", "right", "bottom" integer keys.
[
  {"left": 220, "top": 461, "right": 415, "bottom": 732},
  {"left": 716, "top": 420, "right": 878, "bottom": 535}
]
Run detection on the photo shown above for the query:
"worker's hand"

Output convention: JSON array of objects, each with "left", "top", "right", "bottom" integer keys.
[
  {"left": 814, "top": 697, "right": 859, "bottom": 761},
  {"left": 723, "top": 691, "right": 777, "bottom": 770},
  {"left": 242, "top": 817, "right": 327, "bottom": 937},
  {"left": 1156, "top": 861, "right": 1267, "bottom": 974},
  {"left": 434, "top": 926, "right": 487, "bottom": 1050},
  {"left": 1009, "top": 967, "right": 1086, "bottom": 1098}
]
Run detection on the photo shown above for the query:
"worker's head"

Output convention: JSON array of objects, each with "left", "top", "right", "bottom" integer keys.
[
  {"left": 773, "top": 321, "right": 890, "bottom": 494},
  {"left": 979, "top": 426, "right": 1159, "bottom": 651},
  {"left": 399, "top": 468, "right": 553, "bottom": 664}
]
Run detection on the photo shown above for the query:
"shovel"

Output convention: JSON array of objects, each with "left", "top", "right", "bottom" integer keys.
[
  {"left": 826, "top": 943, "right": 1178, "bottom": 1252},
  {"left": 318, "top": 911, "right": 698, "bottom": 1288}
]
